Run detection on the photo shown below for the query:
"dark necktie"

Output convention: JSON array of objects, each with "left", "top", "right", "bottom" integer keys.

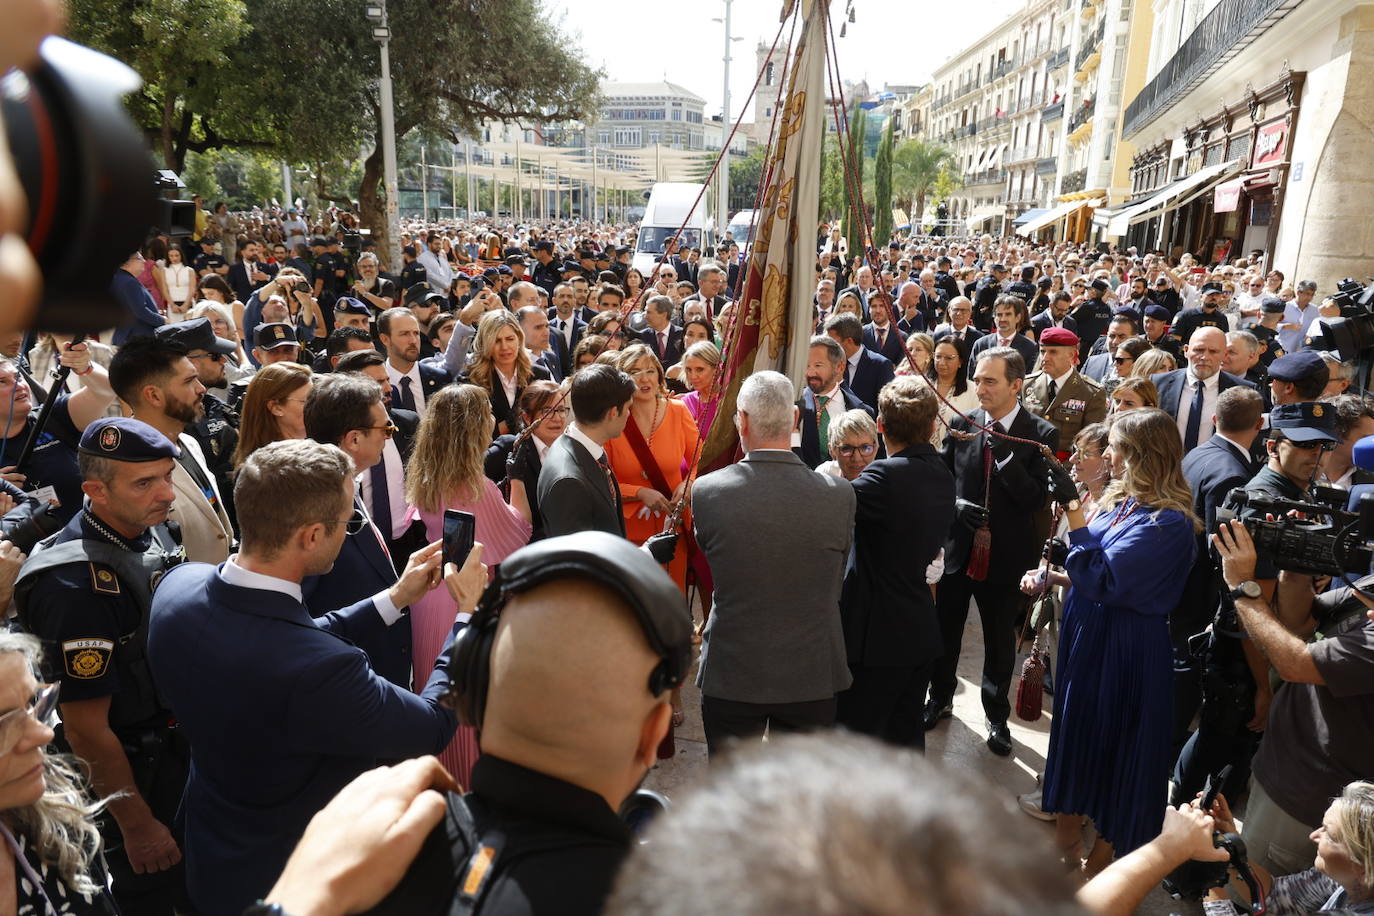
[
  {"left": 1184, "top": 378, "right": 1205, "bottom": 452},
  {"left": 595, "top": 453, "right": 620, "bottom": 507},
  {"left": 369, "top": 460, "right": 393, "bottom": 540},
  {"left": 1047, "top": 379, "right": 1058, "bottom": 403},
  {"left": 396, "top": 375, "right": 417, "bottom": 412},
  {"left": 877, "top": 327, "right": 887, "bottom": 350}
]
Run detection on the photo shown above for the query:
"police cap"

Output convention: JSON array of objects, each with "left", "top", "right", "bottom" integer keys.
[
  {"left": 1268, "top": 349, "right": 1328, "bottom": 383},
  {"left": 79, "top": 417, "right": 180, "bottom": 462},
  {"left": 155, "top": 317, "right": 237, "bottom": 356},
  {"left": 254, "top": 323, "right": 299, "bottom": 350},
  {"left": 1268, "top": 401, "right": 1339, "bottom": 443},
  {"left": 334, "top": 296, "right": 371, "bottom": 316},
  {"left": 1260, "top": 295, "right": 1288, "bottom": 315},
  {"left": 1143, "top": 304, "right": 1172, "bottom": 322},
  {"left": 532, "top": 240, "right": 554, "bottom": 252}
]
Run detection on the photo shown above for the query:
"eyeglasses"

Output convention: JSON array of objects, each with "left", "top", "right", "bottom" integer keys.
[
  {"left": 1113, "top": 355, "right": 1133, "bottom": 365},
  {"left": 327, "top": 510, "right": 368, "bottom": 535},
  {"left": 354, "top": 423, "right": 398, "bottom": 439},
  {"left": 188, "top": 351, "right": 226, "bottom": 363},
  {"left": 0, "top": 683, "right": 60, "bottom": 757},
  {"left": 836, "top": 443, "right": 877, "bottom": 457},
  {"left": 537, "top": 407, "right": 572, "bottom": 418}
]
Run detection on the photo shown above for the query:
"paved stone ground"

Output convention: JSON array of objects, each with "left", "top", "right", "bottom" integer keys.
[{"left": 644, "top": 601, "right": 1202, "bottom": 915}]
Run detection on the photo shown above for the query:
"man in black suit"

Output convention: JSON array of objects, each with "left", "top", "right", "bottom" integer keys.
[
  {"left": 517, "top": 304, "right": 564, "bottom": 383},
  {"left": 1173, "top": 387, "right": 1264, "bottom": 749},
  {"left": 837, "top": 377, "right": 956, "bottom": 751},
  {"left": 300, "top": 374, "right": 415, "bottom": 688},
  {"left": 639, "top": 294, "right": 686, "bottom": 368},
  {"left": 682, "top": 264, "right": 729, "bottom": 321},
  {"left": 863, "top": 294, "right": 908, "bottom": 364},
  {"left": 971, "top": 263, "right": 1008, "bottom": 331},
  {"left": 378, "top": 307, "right": 451, "bottom": 414},
  {"left": 547, "top": 283, "right": 587, "bottom": 375},
  {"left": 825, "top": 313, "right": 894, "bottom": 412},
  {"left": 794, "top": 335, "right": 874, "bottom": 469},
  {"left": 538, "top": 365, "right": 636, "bottom": 538},
  {"left": 927, "top": 346, "right": 1058, "bottom": 757},
  {"left": 1152, "top": 326, "right": 1255, "bottom": 455},
  {"left": 967, "top": 295, "right": 1038, "bottom": 380},
  {"left": 227, "top": 239, "right": 277, "bottom": 304},
  {"left": 1030, "top": 291, "right": 1078, "bottom": 339},
  {"left": 932, "top": 297, "right": 983, "bottom": 351}
]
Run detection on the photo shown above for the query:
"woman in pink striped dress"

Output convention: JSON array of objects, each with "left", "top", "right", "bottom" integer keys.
[{"left": 404, "top": 384, "right": 531, "bottom": 788}]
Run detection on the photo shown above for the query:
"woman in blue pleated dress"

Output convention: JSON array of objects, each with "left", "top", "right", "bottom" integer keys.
[{"left": 1041, "top": 407, "right": 1200, "bottom": 876}]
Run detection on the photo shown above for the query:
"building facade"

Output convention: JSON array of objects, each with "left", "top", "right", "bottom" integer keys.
[{"left": 585, "top": 81, "right": 708, "bottom": 152}]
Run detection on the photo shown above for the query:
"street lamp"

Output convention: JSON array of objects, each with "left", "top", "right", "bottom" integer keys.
[
  {"left": 367, "top": 1, "right": 401, "bottom": 270},
  {"left": 712, "top": 0, "right": 743, "bottom": 234}
]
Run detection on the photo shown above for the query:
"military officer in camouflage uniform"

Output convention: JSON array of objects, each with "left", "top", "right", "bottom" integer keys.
[
  {"left": 1020, "top": 327, "right": 1108, "bottom": 458},
  {"left": 15, "top": 418, "right": 188, "bottom": 914}
]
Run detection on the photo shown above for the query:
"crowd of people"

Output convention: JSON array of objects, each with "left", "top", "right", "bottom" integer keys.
[{"left": 0, "top": 167, "right": 1365, "bottom": 916}]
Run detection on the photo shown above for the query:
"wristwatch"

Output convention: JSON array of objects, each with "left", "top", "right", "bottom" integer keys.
[
  {"left": 1064, "top": 498, "right": 1082, "bottom": 511},
  {"left": 243, "top": 904, "right": 290, "bottom": 916},
  {"left": 1228, "top": 580, "right": 1262, "bottom": 601}
]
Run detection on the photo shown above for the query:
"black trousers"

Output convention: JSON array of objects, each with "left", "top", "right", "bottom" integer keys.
[
  {"left": 837, "top": 662, "right": 934, "bottom": 752},
  {"left": 701, "top": 695, "right": 836, "bottom": 758},
  {"left": 930, "top": 572, "right": 1023, "bottom": 725}
]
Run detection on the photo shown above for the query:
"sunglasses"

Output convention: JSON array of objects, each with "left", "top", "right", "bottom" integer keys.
[
  {"left": 0, "top": 683, "right": 60, "bottom": 757},
  {"left": 354, "top": 423, "right": 399, "bottom": 439},
  {"left": 1113, "top": 356, "right": 1133, "bottom": 364},
  {"left": 1283, "top": 438, "right": 1333, "bottom": 452},
  {"left": 836, "top": 443, "right": 878, "bottom": 457}
]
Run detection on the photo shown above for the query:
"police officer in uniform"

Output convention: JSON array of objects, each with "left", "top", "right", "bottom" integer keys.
[
  {"left": 14, "top": 418, "right": 188, "bottom": 914},
  {"left": 157, "top": 318, "right": 241, "bottom": 530},
  {"left": 1020, "top": 327, "right": 1108, "bottom": 457},
  {"left": 529, "top": 240, "right": 561, "bottom": 297},
  {"left": 1143, "top": 303, "right": 1185, "bottom": 363}
]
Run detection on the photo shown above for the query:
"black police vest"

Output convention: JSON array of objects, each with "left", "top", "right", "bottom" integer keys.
[{"left": 14, "top": 525, "right": 185, "bottom": 731}]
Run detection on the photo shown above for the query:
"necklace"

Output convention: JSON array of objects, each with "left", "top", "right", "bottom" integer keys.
[
  {"left": 1108, "top": 496, "right": 1138, "bottom": 527},
  {"left": 640, "top": 396, "right": 663, "bottom": 445}
]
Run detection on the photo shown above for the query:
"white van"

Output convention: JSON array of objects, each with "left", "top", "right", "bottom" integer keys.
[
  {"left": 725, "top": 209, "right": 759, "bottom": 256},
  {"left": 632, "top": 183, "right": 715, "bottom": 277}
]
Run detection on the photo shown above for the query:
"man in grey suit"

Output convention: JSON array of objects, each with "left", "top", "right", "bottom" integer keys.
[
  {"left": 693, "top": 370, "right": 855, "bottom": 757},
  {"left": 537, "top": 365, "right": 635, "bottom": 538}
]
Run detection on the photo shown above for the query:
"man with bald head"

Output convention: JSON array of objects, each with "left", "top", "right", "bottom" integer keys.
[
  {"left": 361, "top": 532, "right": 692, "bottom": 915},
  {"left": 1152, "top": 326, "right": 1256, "bottom": 454}
]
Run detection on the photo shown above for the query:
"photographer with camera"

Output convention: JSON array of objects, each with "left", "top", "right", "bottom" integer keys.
[{"left": 1213, "top": 514, "right": 1374, "bottom": 878}]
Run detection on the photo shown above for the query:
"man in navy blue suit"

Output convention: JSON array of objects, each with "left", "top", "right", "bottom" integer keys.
[
  {"left": 378, "top": 307, "right": 452, "bottom": 414},
  {"left": 863, "top": 293, "right": 908, "bottom": 364},
  {"left": 967, "top": 295, "right": 1038, "bottom": 380},
  {"left": 301, "top": 373, "right": 413, "bottom": 687},
  {"left": 825, "top": 312, "right": 894, "bottom": 412},
  {"left": 1152, "top": 326, "right": 1255, "bottom": 455},
  {"left": 149, "top": 439, "right": 486, "bottom": 916},
  {"left": 794, "top": 336, "right": 874, "bottom": 469}
]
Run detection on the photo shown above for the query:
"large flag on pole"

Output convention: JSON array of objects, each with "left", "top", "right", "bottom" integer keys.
[{"left": 699, "top": 0, "right": 828, "bottom": 471}]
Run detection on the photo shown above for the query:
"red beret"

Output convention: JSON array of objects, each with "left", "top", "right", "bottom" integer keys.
[{"left": 1039, "top": 327, "right": 1080, "bottom": 348}]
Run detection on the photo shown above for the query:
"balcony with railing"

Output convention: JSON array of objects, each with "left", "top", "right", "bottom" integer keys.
[
  {"left": 965, "top": 168, "right": 1008, "bottom": 187},
  {"left": 1122, "top": 0, "right": 1303, "bottom": 136},
  {"left": 1074, "top": 19, "right": 1106, "bottom": 74},
  {"left": 1068, "top": 96, "right": 1095, "bottom": 134},
  {"left": 1036, "top": 156, "right": 1059, "bottom": 175},
  {"left": 1042, "top": 100, "right": 1065, "bottom": 122},
  {"left": 1006, "top": 146, "right": 1037, "bottom": 165},
  {"left": 1047, "top": 47, "right": 1070, "bottom": 70},
  {"left": 1061, "top": 167, "right": 1088, "bottom": 194}
]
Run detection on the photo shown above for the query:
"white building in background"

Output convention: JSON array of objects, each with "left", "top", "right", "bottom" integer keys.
[
  {"left": 1103, "top": 0, "right": 1374, "bottom": 285},
  {"left": 584, "top": 81, "right": 708, "bottom": 152}
]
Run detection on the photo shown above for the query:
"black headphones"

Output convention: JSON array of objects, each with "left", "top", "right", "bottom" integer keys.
[{"left": 445, "top": 532, "right": 692, "bottom": 731}]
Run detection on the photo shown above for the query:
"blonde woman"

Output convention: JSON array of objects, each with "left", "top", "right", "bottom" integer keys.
[
  {"left": 0, "top": 631, "right": 117, "bottom": 914},
  {"left": 1042, "top": 408, "right": 1200, "bottom": 874},
  {"left": 460, "top": 310, "right": 550, "bottom": 437},
  {"left": 404, "top": 384, "right": 531, "bottom": 787}
]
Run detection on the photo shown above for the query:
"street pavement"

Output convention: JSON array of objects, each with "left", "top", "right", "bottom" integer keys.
[{"left": 644, "top": 601, "right": 1203, "bottom": 915}]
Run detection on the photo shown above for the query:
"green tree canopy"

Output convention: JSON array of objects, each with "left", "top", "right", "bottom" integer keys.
[
  {"left": 891, "top": 139, "right": 955, "bottom": 227},
  {"left": 873, "top": 116, "right": 893, "bottom": 248}
]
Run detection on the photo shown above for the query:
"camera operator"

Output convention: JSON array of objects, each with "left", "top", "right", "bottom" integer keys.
[
  {"left": 1213, "top": 517, "right": 1374, "bottom": 877},
  {"left": 0, "top": 343, "right": 118, "bottom": 524},
  {"left": 1175, "top": 402, "right": 1339, "bottom": 809}
]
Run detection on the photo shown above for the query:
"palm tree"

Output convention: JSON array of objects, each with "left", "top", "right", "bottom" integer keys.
[{"left": 891, "top": 139, "right": 955, "bottom": 227}]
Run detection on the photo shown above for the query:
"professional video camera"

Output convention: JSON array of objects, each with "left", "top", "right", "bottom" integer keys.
[
  {"left": 1215, "top": 486, "right": 1374, "bottom": 577},
  {"left": 1309, "top": 277, "right": 1374, "bottom": 360},
  {"left": 2, "top": 37, "right": 194, "bottom": 333}
]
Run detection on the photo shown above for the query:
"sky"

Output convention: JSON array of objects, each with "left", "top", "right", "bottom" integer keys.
[{"left": 551, "top": 0, "right": 1025, "bottom": 123}]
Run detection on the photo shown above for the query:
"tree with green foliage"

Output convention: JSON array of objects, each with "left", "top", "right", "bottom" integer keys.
[
  {"left": 820, "top": 135, "right": 844, "bottom": 223},
  {"left": 729, "top": 147, "right": 767, "bottom": 212},
  {"left": 873, "top": 116, "right": 894, "bottom": 248},
  {"left": 843, "top": 100, "right": 866, "bottom": 256},
  {"left": 891, "top": 139, "right": 956, "bottom": 227}
]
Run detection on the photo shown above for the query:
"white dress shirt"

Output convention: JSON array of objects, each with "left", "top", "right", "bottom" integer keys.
[
  {"left": 1175, "top": 369, "right": 1221, "bottom": 447},
  {"left": 416, "top": 248, "right": 453, "bottom": 296},
  {"left": 496, "top": 367, "right": 518, "bottom": 408},
  {"left": 566, "top": 423, "right": 606, "bottom": 461},
  {"left": 220, "top": 555, "right": 402, "bottom": 623},
  {"left": 988, "top": 402, "right": 1021, "bottom": 470},
  {"left": 386, "top": 359, "right": 426, "bottom": 413}
]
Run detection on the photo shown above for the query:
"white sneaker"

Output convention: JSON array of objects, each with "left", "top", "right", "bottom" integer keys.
[{"left": 1018, "top": 785, "right": 1055, "bottom": 822}]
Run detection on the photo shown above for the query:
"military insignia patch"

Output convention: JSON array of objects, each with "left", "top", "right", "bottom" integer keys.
[
  {"left": 62, "top": 639, "right": 113, "bottom": 679},
  {"left": 89, "top": 564, "right": 120, "bottom": 595},
  {"left": 98, "top": 426, "right": 121, "bottom": 451}
]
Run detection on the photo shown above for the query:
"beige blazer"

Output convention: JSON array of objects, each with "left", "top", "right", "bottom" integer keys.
[{"left": 168, "top": 434, "right": 233, "bottom": 564}]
